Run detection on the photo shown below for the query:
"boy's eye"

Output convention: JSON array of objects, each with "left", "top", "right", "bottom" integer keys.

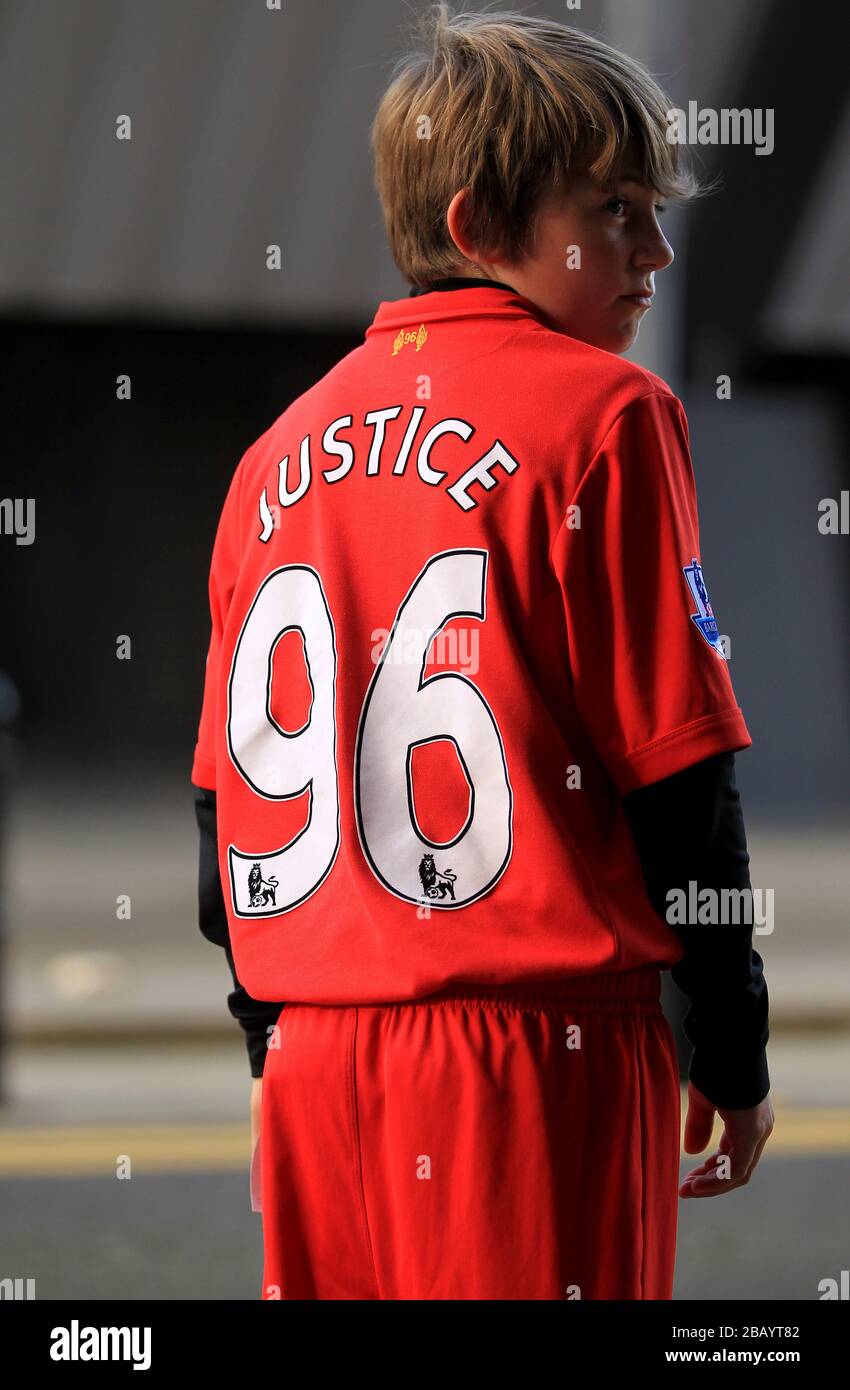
[{"left": 604, "top": 197, "right": 668, "bottom": 217}]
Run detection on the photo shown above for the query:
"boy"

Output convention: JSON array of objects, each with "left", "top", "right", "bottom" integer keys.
[{"left": 191, "top": 5, "right": 772, "bottom": 1300}]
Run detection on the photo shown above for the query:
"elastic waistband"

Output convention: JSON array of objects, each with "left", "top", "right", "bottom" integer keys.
[{"left": 415, "top": 965, "right": 663, "bottom": 1012}]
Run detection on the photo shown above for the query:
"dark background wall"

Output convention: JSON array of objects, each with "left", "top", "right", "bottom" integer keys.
[{"left": 0, "top": 318, "right": 360, "bottom": 760}]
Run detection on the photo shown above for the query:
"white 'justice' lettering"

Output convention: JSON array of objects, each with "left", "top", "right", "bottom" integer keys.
[{"left": 257, "top": 404, "right": 521, "bottom": 539}]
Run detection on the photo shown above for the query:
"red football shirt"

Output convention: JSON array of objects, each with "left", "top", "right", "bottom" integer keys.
[{"left": 191, "top": 285, "right": 752, "bottom": 1004}]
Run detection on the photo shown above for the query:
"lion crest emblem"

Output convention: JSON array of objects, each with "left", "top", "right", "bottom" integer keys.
[
  {"left": 418, "top": 854, "right": 457, "bottom": 901},
  {"left": 247, "top": 862, "right": 279, "bottom": 908}
]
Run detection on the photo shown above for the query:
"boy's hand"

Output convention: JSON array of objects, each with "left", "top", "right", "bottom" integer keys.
[
  {"left": 679, "top": 1080, "right": 774, "bottom": 1197},
  {"left": 250, "top": 1077, "right": 263, "bottom": 1151}
]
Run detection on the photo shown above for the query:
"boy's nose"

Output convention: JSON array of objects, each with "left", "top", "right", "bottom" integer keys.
[
  {"left": 635, "top": 237, "right": 674, "bottom": 275},
  {"left": 647, "top": 229, "right": 675, "bottom": 271}
]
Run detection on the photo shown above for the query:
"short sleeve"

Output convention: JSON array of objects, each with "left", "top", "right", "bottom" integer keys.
[
  {"left": 554, "top": 390, "right": 752, "bottom": 795},
  {"left": 191, "top": 457, "right": 246, "bottom": 789}
]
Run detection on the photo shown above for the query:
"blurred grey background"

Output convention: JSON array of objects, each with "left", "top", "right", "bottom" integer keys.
[{"left": 0, "top": 0, "right": 847, "bottom": 1301}]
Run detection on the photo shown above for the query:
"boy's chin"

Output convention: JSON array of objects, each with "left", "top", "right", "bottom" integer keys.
[
  {"left": 574, "top": 328, "right": 639, "bottom": 355},
  {"left": 549, "top": 308, "right": 640, "bottom": 354},
  {"left": 597, "top": 321, "right": 642, "bottom": 355}
]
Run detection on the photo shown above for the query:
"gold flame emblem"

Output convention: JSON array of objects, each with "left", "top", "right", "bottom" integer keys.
[{"left": 392, "top": 323, "right": 428, "bottom": 356}]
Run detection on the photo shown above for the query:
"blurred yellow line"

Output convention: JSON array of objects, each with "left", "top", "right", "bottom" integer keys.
[
  {"left": 0, "top": 1110, "right": 849, "bottom": 1177},
  {"left": 679, "top": 1102, "right": 850, "bottom": 1155},
  {"left": 0, "top": 1126, "right": 251, "bottom": 1176}
]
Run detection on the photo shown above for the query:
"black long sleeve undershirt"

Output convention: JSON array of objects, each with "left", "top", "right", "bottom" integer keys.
[
  {"left": 623, "top": 750, "right": 770, "bottom": 1109},
  {"left": 193, "top": 749, "right": 769, "bottom": 1106},
  {"left": 193, "top": 784, "right": 283, "bottom": 1078}
]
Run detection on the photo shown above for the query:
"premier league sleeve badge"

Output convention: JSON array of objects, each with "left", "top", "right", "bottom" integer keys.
[{"left": 682, "top": 557, "right": 726, "bottom": 657}]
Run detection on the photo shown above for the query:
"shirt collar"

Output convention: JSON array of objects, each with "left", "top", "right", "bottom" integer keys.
[
  {"left": 366, "top": 279, "right": 549, "bottom": 340},
  {"left": 408, "top": 276, "right": 519, "bottom": 297}
]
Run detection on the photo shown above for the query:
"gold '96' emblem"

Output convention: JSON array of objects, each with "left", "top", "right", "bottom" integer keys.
[{"left": 392, "top": 323, "right": 428, "bottom": 356}]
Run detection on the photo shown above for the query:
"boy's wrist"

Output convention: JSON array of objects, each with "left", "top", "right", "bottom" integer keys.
[{"left": 688, "top": 1043, "right": 770, "bottom": 1110}]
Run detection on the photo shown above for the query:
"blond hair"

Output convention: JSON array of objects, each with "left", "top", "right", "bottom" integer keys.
[{"left": 371, "top": 2, "right": 708, "bottom": 287}]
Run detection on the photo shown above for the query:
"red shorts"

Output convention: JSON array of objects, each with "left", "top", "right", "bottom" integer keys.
[{"left": 258, "top": 965, "right": 681, "bottom": 1300}]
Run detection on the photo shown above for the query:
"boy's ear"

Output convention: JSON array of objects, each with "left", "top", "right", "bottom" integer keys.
[{"left": 445, "top": 187, "right": 498, "bottom": 266}]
